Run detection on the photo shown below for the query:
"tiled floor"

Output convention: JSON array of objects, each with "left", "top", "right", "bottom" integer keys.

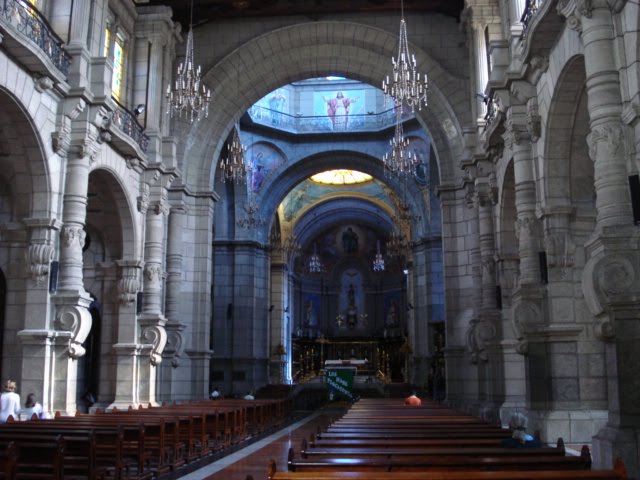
[{"left": 178, "top": 410, "right": 338, "bottom": 480}]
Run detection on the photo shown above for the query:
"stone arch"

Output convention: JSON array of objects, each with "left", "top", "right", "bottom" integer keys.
[
  {"left": 543, "top": 55, "right": 593, "bottom": 213},
  {"left": 254, "top": 150, "right": 430, "bottom": 243},
  {"left": 180, "top": 21, "right": 466, "bottom": 192},
  {"left": 0, "top": 87, "right": 51, "bottom": 220}
]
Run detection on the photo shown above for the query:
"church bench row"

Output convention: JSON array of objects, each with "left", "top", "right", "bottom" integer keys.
[
  {"left": 265, "top": 458, "right": 629, "bottom": 480},
  {"left": 0, "top": 397, "right": 290, "bottom": 479}
]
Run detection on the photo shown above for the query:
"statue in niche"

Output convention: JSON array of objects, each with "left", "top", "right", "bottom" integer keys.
[{"left": 342, "top": 227, "right": 359, "bottom": 253}]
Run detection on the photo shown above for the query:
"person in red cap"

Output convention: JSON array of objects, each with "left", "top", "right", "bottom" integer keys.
[{"left": 404, "top": 391, "right": 422, "bottom": 406}]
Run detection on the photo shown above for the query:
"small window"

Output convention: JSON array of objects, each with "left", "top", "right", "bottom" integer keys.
[
  {"left": 111, "top": 33, "right": 125, "bottom": 101},
  {"left": 104, "top": 22, "right": 111, "bottom": 58}
]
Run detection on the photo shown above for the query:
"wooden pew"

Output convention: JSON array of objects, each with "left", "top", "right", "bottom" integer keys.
[{"left": 267, "top": 458, "right": 629, "bottom": 480}]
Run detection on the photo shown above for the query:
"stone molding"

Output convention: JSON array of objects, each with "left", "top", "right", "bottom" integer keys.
[
  {"left": 164, "top": 323, "right": 187, "bottom": 368},
  {"left": 55, "top": 298, "right": 92, "bottom": 358},
  {"left": 25, "top": 243, "right": 55, "bottom": 285},
  {"left": 116, "top": 260, "right": 143, "bottom": 306}
]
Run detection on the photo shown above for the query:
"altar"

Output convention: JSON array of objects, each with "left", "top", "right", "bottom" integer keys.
[{"left": 325, "top": 359, "right": 368, "bottom": 367}]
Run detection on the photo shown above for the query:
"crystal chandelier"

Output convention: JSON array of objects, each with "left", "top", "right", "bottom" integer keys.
[
  {"left": 271, "top": 232, "right": 301, "bottom": 262},
  {"left": 373, "top": 240, "right": 385, "bottom": 272},
  {"left": 166, "top": 0, "right": 210, "bottom": 122},
  {"left": 383, "top": 106, "right": 419, "bottom": 177},
  {"left": 382, "top": 0, "right": 428, "bottom": 112},
  {"left": 220, "top": 125, "right": 249, "bottom": 184},
  {"left": 309, "top": 243, "right": 324, "bottom": 273},
  {"left": 386, "top": 225, "right": 408, "bottom": 258}
]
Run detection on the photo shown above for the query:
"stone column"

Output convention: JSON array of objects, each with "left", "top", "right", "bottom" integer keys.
[
  {"left": 472, "top": 21, "right": 489, "bottom": 120},
  {"left": 18, "top": 218, "right": 62, "bottom": 415},
  {"left": 137, "top": 190, "right": 169, "bottom": 406},
  {"left": 109, "top": 260, "right": 143, "bottom": 409},
  {"left": 65, "top": 0, "right": 93, "bottom": 89},
  {"left": 159, "top": 203, "right": 188, "bottom": 400},
  {"left": 51, "top": 126, "right": 102, "bottom": 414},
  {"left": 269, "top": 259, "right": 288, "bottom": 384},
  {"left": 559, "top": 1, "right": 638, "bottom": 472}
]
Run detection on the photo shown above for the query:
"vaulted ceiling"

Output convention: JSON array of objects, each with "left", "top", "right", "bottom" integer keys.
[{"left": 146, "top": 0, "right": 465, "bottom": 28}]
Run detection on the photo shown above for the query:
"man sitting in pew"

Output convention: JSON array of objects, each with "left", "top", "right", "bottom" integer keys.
[
  {"left": 404, "top": 391, "right": 422, "bottom": 406},
  {"left": 501, "top": 412, "right": 542, "bottom": 448}
]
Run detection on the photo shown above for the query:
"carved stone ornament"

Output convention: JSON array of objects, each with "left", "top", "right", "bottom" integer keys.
[
  {"left": 165, "top": 329, "right": 184, "bottom": 368},
  {"left": 56, "top": 305, "right": 92, "bottom": 358},
  {"left": 582, "top": 253, "right": 636, "bottom": 340},
  {"left": 586, "top": 122, "right": 624, "bottom": 163},
  {"left": 528, "top": 54, "right": 549, "bottom": 85},
  {"left": 498, "top": 258, "right": 520, "bottom": 295},
  {"left": 126, "top": 157, "right": 142, "bottom": 170},
  {"left": 25, "top": 243, "right": 55, "bottom": 285},
  {"left": 144, "top": 264, "right": 163, "bottom": 282},
  {"left": 137, "top": 183, "right": 150, "bottom": 214},
  {"left": 466, "top": 317, "right": 497, "bottom": 363},
  {"left": 557, "top": 0, "right": 593, "bottom": 32},
  {"left": 515, "top": 215, "right": 537, "bottom": 240},
  {"left": 51, "top": 118, "right": 72, "bottom": 156},
  {"left": 154, "top": 198, "right": 170, "bottom": 216},
  {"left": 544, "top": 233, "right": 575, "bottom": 276},
  {"left": 526, "top": 102, "right": 541, "bottom": 142},
  {"left": 35, "top": 76, "right": 54, "bottom": 93},
  {"left": 141, "top": 325, "right": 168, "bottom": 366},
  {"left": 61, "top": 225, "right": 86, "bottom": 249},
  {"left": 511, "top": 300, "right": 542, "bottom": 355},
  {"left": 117, "top": 271, "right": 140, "bottom": 306}
]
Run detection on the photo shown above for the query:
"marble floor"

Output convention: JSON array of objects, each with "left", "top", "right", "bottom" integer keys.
[{"left": 177, "top": 410, "right": 338, "bottom": 480}]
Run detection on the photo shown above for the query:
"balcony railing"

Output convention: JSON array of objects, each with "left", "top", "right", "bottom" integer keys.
[
  {"left": 0, "top": 0, "right": 71, "bottom": 76},
  {"left": 111, "top": 100, "right": 149, "bottom": 153},
  {"left": 248, "top": 105, "right": 414, "bottom": 134},
  {"left": 520, "top": 0, "right": 544, "bottom": 40}
]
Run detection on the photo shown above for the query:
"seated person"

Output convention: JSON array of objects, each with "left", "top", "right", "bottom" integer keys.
[
  {"left": 501, "top": 412, "right": 542, "bottom": 448},
  {"left": 243, "top": 391, "right": 255, "bottom": 400},
  {"left": 210, "top": 387, "right": 220, "bottom": 399},
  {"left": 22, "top": 393, "right": 45, "bottom": 420},
  {"left": 404, "top": 391, "right": 422, "bottom": 406}
]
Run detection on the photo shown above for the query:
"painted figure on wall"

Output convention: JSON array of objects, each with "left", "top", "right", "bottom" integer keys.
[
  {"left": 269, "top": 89, "right": 286, "bottom": 125},
  {"left": 346, "top": 284, "right": 358, "bottom": 329},
  {"left": 322, "top": 91, "right": 359, "bottom": 130},
  {"left": 342, "top": 227, "right": 359, "bottom": 253}
]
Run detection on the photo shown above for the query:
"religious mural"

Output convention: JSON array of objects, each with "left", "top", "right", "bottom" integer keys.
[
  {"left": 314, "top": 90, "right": 364, "bottom": 131},
  {"left": 246, "top": 143, "right": 285, "bottom": 193},
  {"left": 383, "top": 291, "right": 402, "bottom": 327},
  {"left": 250, "top": 88, "right": 290, "bottom": 126},
  {"left": 303, "top": 293, "right": 320, "bottom": 327},
  {"left": 407, "top": 136, "right": 430, "bottom": 187}
]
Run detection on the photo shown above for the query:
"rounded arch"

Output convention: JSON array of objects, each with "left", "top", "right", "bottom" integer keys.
[
  {"left": 542, "top": 55, "right": 593, "bottom": 214},
  {"left": 180, "top": 21, "right": 466, "bottom": 192},
  {"left": 86, "top": 168, "right": 137, "bottom": 260},
  {"left": 0, "top": 88, "right": 52, "bottom": 219},
  {"left": 253, "top": 150, "right": 430, "bottom": 243}
]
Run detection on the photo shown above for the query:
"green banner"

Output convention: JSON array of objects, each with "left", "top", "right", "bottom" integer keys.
[{"left": 326, "top": 367, "right": 355, "bottom": 401}]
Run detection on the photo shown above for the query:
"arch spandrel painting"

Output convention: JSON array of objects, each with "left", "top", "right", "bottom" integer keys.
[
  {"left": 407, "top": 136, "right": 430, "bottom": 187},
  {"left": 314, "top": 90, "right": 365, "bottom": 131},
  {"left": 246, "top": 143, "right": 285, "bottom": 193}
]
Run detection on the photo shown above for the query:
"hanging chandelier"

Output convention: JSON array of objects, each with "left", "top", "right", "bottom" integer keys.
[
  {"left": 166, "top": 0, "right": 210, "bottom": 122},
  {"left": 271, "top": 232, "right": 301, "bottom": 261},
  {"left": 382, "top": 0, "right": 428, "bottom": 112},
  {"left": 383, "top": 106, "right": 419, "bottom": 177},
  {"left": 373, "top": 240, "right": 385, "bottom": 272},
  {"left": 220, "top": 125, "right": 249, "bottom": 184},
  {"left": 309, "top": 243, "right": 324, "bottom": 273},
  {"left": 386, "top": 225, "right": 408, "bottom": 258}
]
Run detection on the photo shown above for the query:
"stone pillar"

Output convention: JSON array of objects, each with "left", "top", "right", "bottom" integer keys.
[
  {"left": 558, "top": 2, "right": 638, "bottom": 472},
  {"left": 159, "top": 203, "right": 188, "bottom": 400},
  {"left": 18, "top": 218, "right": 62, "bottom": 416},
  {"left": 65, "top": 0, "right": 93, "bottom": 90},
  {"left": 109, "top": 260, "right": 143, "bottom": 409},
  {"left": 269, "top": 259, "right": 288, "bottom": 384},
  {"left": 51, "top": 127, "right": 101, "bottom": 414},
  {"left": 137, "top": 190, "right": 169, "bottom": 406}
]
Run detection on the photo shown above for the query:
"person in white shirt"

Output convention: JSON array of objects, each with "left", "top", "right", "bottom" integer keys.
[
  {"left": 0, "top": 380, "right": 21, "bottom": 423},
  {"left": 243, "top": 391, "right": 255, "bottom": 400},
  {"left": 211, "top": 387, "right": 220, "bottom": 400},
  {"left": 22, "top": 393, "right": 45, "bottom": 420}
]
